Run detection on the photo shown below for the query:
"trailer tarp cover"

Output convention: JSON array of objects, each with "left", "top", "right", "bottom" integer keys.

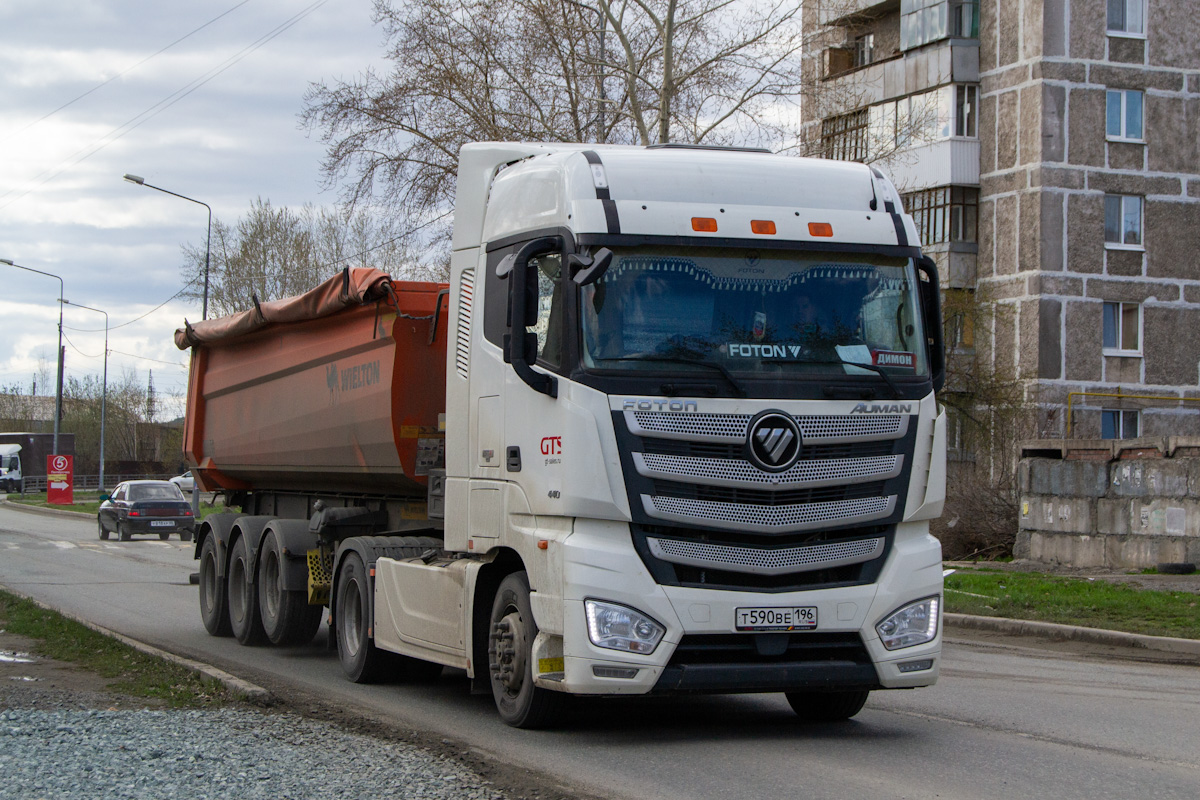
[{"left": 174, "top": 267, "right": 393, "bottom": 349}]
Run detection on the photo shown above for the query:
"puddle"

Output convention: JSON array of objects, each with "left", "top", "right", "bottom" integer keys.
[{"left": 0, "top": 651, "right": 36, "bottom": 664}]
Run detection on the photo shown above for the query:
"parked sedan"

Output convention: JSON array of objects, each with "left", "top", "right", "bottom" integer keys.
[
  {"left": 169, "top": 471, "right": 195, "bottom": 492},
  {"left": 98, "top": 480, "right": 195, "bottom": 542}
]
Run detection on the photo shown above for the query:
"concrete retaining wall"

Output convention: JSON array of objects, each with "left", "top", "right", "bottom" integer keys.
[{"left": 1017, "top": 438, "right": 1200, "bottom": 568}]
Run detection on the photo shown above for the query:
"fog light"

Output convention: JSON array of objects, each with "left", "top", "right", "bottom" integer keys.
[
  {"left": 897, "top": 659, "right": 934, "bottom": 673},
  {"left": 876, "top": 596, "right": 939, "bottom": 650},
  {"left": 592, "top": 666, "right": 640, "bottom": 679},
  {"left": 584, "top": 600, "right": 665, "bottom": 654}
]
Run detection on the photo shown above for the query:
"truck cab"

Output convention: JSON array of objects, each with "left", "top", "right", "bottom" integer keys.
[
  {"left": 0, "top": 444, "right": 21, "bottom": 493},
  {"left": 439, "top": 143, "right": 946, "bottom": 723}
]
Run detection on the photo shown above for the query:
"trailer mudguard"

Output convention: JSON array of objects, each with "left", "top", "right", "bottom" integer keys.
[{"left": 258, "top": 519, "right": 321, "bottom": 593}]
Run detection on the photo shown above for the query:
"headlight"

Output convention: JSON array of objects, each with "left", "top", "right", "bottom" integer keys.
[
  {"left": 584, "top": 600, "right": 665, "bottom": 654},
  {"left": 876, "top": 596, "right": 940, "bottom": 650}
]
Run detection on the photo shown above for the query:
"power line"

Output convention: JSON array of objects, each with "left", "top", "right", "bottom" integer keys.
[
  {"left": 0, "top": 0, "right": 254, "bottom": 145},
  {"left": 0, "top": 0, "right": 332, "bottom": 211}
]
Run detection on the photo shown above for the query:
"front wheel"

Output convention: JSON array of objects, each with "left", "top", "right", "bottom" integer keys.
[
  {"left": 258, "top": 529, "right": 322, "bottom": 646},
  {"left": 227, "top": 535, "right": 267, "bottom": 645},
  {"left": 488, "top": 571, "right": 564, "bottom": 729},
  {"left": 98, "top": 519, "right": 109, "bottom": 541},
  {"left": 785, "top": 690, "right": 870, "bottom": 723},
  {"left": 335, "top": 552, "right": 387, "bottom": 682}
]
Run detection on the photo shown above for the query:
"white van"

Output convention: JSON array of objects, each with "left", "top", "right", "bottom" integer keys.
[{"left": 0, "top": 444, "right": 22, "bottom": 493}]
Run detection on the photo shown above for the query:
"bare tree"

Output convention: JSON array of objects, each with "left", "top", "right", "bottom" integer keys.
[
  {"left": 301, "top": 0, "right": 813, "bottom": 226},
  {"left": 180, "top": 199, "right": 420, "bottom": 318}
]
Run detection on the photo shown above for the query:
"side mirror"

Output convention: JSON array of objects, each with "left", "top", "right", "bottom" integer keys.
[
  {"left": 505, "top": 237, "right": 561, "bottom": 398},
  {"left": 569, "top": 248, "right": 614, "bottom": 286},
  {"left": 99, "top": 493, "right": 110, "bottom": 502},
  {"left": 916, "top": 255, "right": 946, "bottom": 393}
]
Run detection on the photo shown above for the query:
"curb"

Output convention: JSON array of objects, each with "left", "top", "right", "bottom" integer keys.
[
  {"left": 0, "top": 498, "right": 93, "bottom": 520},
  {"left": 945, "top": 612, "right": 1200, "bottom": 658},
  {"left": 0, "top": 585, "right": 272, "bottom": 704}
]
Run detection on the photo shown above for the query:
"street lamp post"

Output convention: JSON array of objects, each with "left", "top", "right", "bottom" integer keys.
[
  {"left": 123, "top": 174, "right": 213, "bottom": 320},
  {"left": 63, "top": 300, "right": 108, "bottom": 491},
  {"left": 1, "top": 258, "right": 65, "bottom": 455}
]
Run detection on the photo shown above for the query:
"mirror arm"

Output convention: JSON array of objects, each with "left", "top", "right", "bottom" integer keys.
[{"left": 917, "top": 255, "right": 946, "bottom": 393}]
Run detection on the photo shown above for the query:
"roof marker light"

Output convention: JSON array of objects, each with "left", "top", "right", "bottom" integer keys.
[
  {"left": 809, "top": 222, "right": 834, "bottom": 237},
  {"left": 692, "top": 217, "right": 718, "bottom": 232},
  {"left": 590, "top": 164, "right": 608, "bottom": 189},
  {"left": 751, "top": 220, "right": 776, "bottom": 235}
]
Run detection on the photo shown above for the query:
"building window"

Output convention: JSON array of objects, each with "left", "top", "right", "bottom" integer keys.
[
  {"left": 822, "top": 108, "right": 869, "bottom": 162},
  {"left": 950, "top": 0, "right": 979, "bottom": 38},
  {"left": 1106, "top": 89, "right": 1144, "bottom": 141},
  {"left": 1107, "top": 0, "right": 1145, "bottom": 35},
  {"left": 943, "top": 288, "right": 975, "bottom": 350},
  {"left": 1102, "top": 301, "right": 1141, "bottom": 354},
  {"left": 1104, "top": 194, "right": 1143, "bottom": 247},
  {"left": 903, "top": 186, "right": 978, "bottom": 245},
  {"left": 1101, "top": 409, "right": 1140, "bottom": 439},
  {"left": 955, "top": 85, "right": 978, "bottom": 137},
  {"left": 854, "top": 33, "right": 875, "bottom": 67}
]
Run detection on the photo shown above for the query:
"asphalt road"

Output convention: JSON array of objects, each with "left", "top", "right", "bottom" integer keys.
[{"left": 2, "top": 502, "right": 1198, "bottom": 800}]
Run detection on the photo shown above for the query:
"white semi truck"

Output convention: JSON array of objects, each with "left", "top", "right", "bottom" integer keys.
[{"left": 177, "top": 142, "right": 947, "bottom": 727}]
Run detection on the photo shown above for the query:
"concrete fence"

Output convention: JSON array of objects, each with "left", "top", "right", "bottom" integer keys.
[{"left": 1017, "top": 438, "right": 1200, "bottom": 569}]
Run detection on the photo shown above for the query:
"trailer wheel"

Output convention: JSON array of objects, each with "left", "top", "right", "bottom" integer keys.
[
  {"left": 785, "top": 690, "right": 870, "bottom": 723},
  {"left": 258, "top": 529, "right": 322, "bottom": 646},
  {"left": 227, "top": 535, "right": 267, "bottom": 645},
  {"left": 98, "top": 519, "right": 109, "bottom": 541},
  {"left": 199, "top": 533, "right": 232, "bottom": 637},
  {"left": 335, "top": 552, "right": 389, "bottom": 682},
  {"left": 487, "top": 571, "right": 564, "bottom": 729}
]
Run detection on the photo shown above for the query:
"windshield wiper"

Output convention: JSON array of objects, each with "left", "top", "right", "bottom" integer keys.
[
  {"left": 788, "top": 359, "right": 903, "bottom": 399},
  {"left": 603, "top": 355, "right": 748, "bottom": 397}
]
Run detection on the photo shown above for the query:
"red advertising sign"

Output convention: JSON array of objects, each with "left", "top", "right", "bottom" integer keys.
[{"left": 46, "top": 454, "right": 73, "bottom": 505}]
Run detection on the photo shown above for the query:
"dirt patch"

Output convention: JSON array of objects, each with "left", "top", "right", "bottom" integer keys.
[{"left": 0, "top": 628, "right": 166, "bottom": 711}]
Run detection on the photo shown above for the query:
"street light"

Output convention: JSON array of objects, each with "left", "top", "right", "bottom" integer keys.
[
  {"left": 1, "top": 258, "right": 65, "bottom": 455},
  {"left": 123, "top": 174, "right": 213, "bottom": 320},
  {"left": 63, "top": 300, "right": 108, "bottom": 491}
]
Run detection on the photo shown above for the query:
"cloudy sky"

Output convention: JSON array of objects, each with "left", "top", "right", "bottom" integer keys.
[{"left": 0, "top": 0, "right": 387, "bottom": 417}]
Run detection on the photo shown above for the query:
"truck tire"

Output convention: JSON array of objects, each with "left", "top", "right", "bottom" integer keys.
[
  {"left": 199, "top": 534, "right": 233, "bottom": 637},
  {"left": 487, "top": 571, "right": 564, "bottom": 729},
  {"left": 258, "top": 529, "right": 323, "bottom": 646},
  {"left": 335, "top": 552, "right": 388, "bottom": 682},
  {"left": 785, "top": 690, "right": 870, "bottom": 723},
  {"left": 98, "top": 519, "right": 109, "bottom": 541},
  {"left": 227, "top": 535, "right": 267, "bottom": 645}
]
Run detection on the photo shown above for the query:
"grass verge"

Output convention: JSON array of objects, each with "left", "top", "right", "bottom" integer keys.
[
  {"left": 7, "top": 491, "right": 228, "bottom": 521},
  {"left": 0, "top": 588, "right": 240, "bottom": 707},
  {"left": 944, "top": 570, "right": 1200, "bottom": 640}
]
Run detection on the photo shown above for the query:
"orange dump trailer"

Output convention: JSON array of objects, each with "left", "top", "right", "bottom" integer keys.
[{"left": 177, "top": 269, "right": 449, "bottom": 497}]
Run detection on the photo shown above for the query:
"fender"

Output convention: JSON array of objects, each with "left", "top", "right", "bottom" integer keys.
[
  {"left": 259, "top": 519, "right": 321, "bottom": 592},
  {"left": 192, "top": 512, "right": 241, "bottom": 578}
]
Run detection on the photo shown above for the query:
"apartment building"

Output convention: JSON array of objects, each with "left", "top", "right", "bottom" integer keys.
[{"left": 804, "top": 0, "right": 1200, "bottom": 446}]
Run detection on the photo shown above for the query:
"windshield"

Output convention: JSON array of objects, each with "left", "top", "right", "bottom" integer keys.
[{"left": 580, "top": 246, "right": 928, "bottom": 378}]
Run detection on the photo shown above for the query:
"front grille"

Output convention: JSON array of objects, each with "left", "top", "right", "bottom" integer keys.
[
  {"left": 648, "top": 536, "right": 884, "bottom": 576},
  {"left": 642, "top": 437, "right": 897, "bottom": 460},
  {"left": 629, "top": 411, "right": 905, "bottom": 442}
]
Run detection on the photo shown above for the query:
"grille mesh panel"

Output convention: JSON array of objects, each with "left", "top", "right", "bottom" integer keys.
[
  {"left": 629, "top": 411, "right": 905, "bottom": 441},
  {"left": 637, "top": 453, "right": 901, "bottom": 486},
  {"left": 644, "top": 495, "right": 894, "bottom": 531},
  {"left": 648, "top": 536, "right": 883, "bottom": 575}
]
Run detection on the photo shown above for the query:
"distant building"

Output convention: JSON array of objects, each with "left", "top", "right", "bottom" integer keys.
[{"left": 804, "top": 0, "right": 1200, "bottom": 446}]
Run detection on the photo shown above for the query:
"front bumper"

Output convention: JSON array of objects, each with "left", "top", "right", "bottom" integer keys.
[{"left": 533, "top": 518, "right": 943, "bottom": 696}]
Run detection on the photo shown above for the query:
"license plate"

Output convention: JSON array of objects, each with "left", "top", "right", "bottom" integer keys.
[
  {"left": 150, "top": 520, "right": 175, "bottom": 528},
  {"left": 735, "top": 606, "right": 817, "bottom": 631}
]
